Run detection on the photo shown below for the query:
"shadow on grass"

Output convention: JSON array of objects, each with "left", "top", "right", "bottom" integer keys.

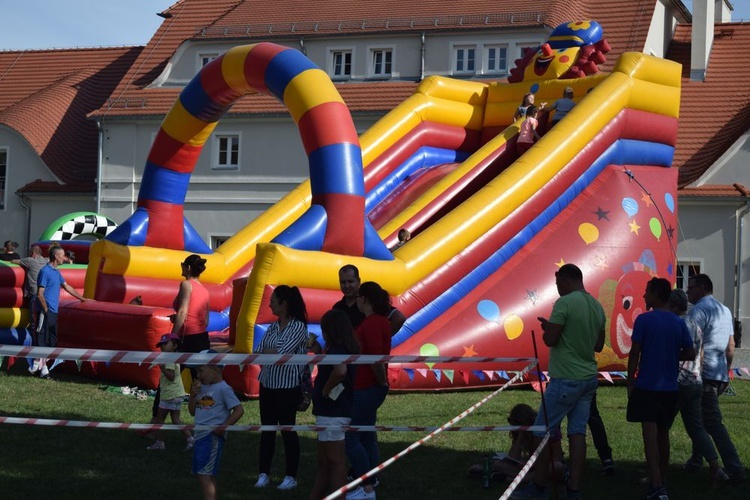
[{"left": 1, "top": 424, "right": 747, "bottom": 500}]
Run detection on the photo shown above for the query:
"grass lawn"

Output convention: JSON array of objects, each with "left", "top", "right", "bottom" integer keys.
[{"left": 0, "top": 363, "right": 748, "bottom": 499}]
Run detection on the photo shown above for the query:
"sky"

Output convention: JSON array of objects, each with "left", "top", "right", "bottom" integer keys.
[{"left": 0, "top": 1, "right": 749, "bottom": 51}]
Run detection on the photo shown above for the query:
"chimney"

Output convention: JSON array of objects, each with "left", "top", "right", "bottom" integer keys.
[{"left": 691, "top": 0, "right": 715, "bottom": 81}]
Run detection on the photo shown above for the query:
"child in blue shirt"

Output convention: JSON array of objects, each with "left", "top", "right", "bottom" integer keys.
[
  {"left": 189, "top": 350, "right": 244, "bottom": 500},
  {"left": 548, "top": 87, "right": 576, "bottom": 126}
]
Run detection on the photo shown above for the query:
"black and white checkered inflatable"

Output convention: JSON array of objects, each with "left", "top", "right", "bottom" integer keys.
[{"left": 48, "top": 214, "right": 118, "bottom": 240}]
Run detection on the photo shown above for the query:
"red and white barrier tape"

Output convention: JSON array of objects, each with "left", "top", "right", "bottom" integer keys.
[
  {"left": 499, "top": 432, "right": 551, "bottom": 500},
  {"left": 323, "top": 361, "right": 538, "bottom": 500},
  {"left": 0, "top": 416, "right": 546, "bottom": 434},
  {"left": 0, "top": 344, "right": 534, "bottom": 366}
]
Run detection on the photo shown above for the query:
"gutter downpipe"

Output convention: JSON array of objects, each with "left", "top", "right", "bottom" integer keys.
[
  {"left": 17, "top": 194, "right": 31, "bottom": 250},
  {"left": 96, "top": 118, "right": 103, "bottom": 214},
  {"left": 420, "top": 32, "right": 426, "bottom": 81}
]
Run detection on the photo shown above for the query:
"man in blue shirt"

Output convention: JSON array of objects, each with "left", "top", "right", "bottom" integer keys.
[
  {"left": 627, "top": 278, "right": 695, "bottom": 500},
  {"left": 686, "top": 274, "right": 746, "bottom": 482},
  {"left": 33, "top": 246, "right": 87, "bottom": 378}
]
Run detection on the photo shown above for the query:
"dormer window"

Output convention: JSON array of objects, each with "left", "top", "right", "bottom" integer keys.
[
  {"left": 452, "top": 45, "right": 476, "bottom": 75},
  {"left": 330, "top": 49, "right": 353, "bottom": 79},
  {"left": 370, "top": 48, "right": 393, "bottom": 78}
]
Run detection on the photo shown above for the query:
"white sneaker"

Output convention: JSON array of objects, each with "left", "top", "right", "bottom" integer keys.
[
  {"left": 40, "top": 364, "right": 50, "bottom": 378},
  {"left": 254, "top": 473, "right": 270, "bottom": 488},
  {"left": 277, "top": 476, "right": 297, "bottom": 490},
  {"left": 28, "top": 360, "right": 39, "bottom": 374},
  {"left": 346, "top": 487, "right": 376, "bottom": 500},
  {"left": 146, "top": 441, "right": 165, "bottom": 450}
]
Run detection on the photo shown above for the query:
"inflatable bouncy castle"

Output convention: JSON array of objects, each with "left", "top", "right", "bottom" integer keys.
[{"left": 5, "top": 21, "right": 681, "bottom": 394}]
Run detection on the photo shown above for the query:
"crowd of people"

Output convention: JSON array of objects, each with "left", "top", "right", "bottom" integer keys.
[{"left": 5, "top": 240, "right": 746, "bottom": 500}]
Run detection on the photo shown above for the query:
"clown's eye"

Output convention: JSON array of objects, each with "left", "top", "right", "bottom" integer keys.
[{"left": 622, "top": 296, "right": 633, "bottom": 310}]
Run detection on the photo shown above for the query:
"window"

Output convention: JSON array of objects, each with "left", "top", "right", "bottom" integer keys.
[
  {"left": 518, "top": 44, "right": 539, "bottom": 59},
  {"left": 199, "top": 53, "right": 218, "bottom": 69},
  {"left": 484, "top": 44, "right": 508, "bottom": 74},
  {"left": 676, "top": 260, "right": 703, "bottom": 290},
  {"left": 212, "top": 134, "right": 240, "bottom": 170},
  {"left": 453, "top": 45, "right": 476, "bottom": 75},
  {"left": 211, "top": 236, "right": 230, "bottom": 250},
  {"left": 330, "top": 50, "right": 352, "bottom": 79},
  {"left": 0, "top": 149, "right": 6, "bottom": 210},
  {"left": 371, "top": 48, "right": 392, "bottom": 77}
]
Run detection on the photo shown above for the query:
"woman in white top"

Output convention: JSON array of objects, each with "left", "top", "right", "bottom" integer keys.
[{"left": 254, "top": 285, "right": 309, "bottom": 491}]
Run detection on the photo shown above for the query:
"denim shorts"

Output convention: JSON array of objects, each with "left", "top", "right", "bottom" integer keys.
[
  {"left": 533, "top": 377, "right": 598, "bottom": 438},
  {"left": 316, "top": 415, "right": 351, "bottom": 442}
]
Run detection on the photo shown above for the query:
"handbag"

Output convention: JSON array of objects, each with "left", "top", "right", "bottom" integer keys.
[{"left": 297, "top": 365, "right": 313, "bottom": 411}]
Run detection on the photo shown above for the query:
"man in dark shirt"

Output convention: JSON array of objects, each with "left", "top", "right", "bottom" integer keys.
[
  {"left": 0, "top": 240, "right": 21, "bottom": 261},
  {"left": 332, "top": 264, "right": 365, "bottom": 328}
]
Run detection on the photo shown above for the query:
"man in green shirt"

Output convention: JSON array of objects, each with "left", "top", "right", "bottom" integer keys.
[{"left": 511, "top": 264, "right": 605, "bottom": 500}]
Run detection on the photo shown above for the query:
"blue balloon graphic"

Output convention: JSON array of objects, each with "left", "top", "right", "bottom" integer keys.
[
  {"left": 664, "top": 193, "right": 675, "bottom": 213},
  {"left": 622, "top": 197, "right": 638, "bottom": 218},
  {"left": 530, "top": 83, "right": 540, "bottom": 94},
  {"left": 477, "top": 300, "right": 501, "bottom": 322}
]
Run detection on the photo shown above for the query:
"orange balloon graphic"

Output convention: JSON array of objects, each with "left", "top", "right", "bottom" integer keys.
[
  {"left": 578, "top": 222, "right": 599, "bottom": 245},
  {"left": 504, "top": 314, "right": 524, "bottom": 340}
]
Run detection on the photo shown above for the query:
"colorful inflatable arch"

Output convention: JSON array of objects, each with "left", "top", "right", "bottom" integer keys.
[{"left": 53, "top": 21, "right": 680, "bottom": 394}]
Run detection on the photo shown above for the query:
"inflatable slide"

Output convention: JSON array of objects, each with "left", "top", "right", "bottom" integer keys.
[{"left": 17, "top": 21, "right": 679, "bottom": 393}]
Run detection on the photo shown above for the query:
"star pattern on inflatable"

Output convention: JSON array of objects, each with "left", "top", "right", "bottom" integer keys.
[
  {"left": 628, "top": 220, "right": 641, "bottom": 234},
  {"left": 463, "top": 344, "right": 478, "bottom": 357},
  {"left": 640, "top": 192, "right": 652, "bottom": 207},
  {"left": 593, "top": 207, "right": 610, "bottom": 220}
]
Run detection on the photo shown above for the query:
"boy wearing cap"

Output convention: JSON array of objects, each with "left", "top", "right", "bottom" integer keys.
[
  {"left": 147, "top": 334, "right": 194, "bottom": 451},
  {"left": 548, "top": 87, "right": 576, "bottom": 127},
  {"left": 189, "top": 350, "right": 244, "bottom": 500}
]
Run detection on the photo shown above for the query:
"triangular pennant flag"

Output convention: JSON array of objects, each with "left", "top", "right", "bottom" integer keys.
[
  {"left": 444, "top": 370, "right": 454, "bottom": 383},
  {"left": 433, "top": 369, "right": 442, "bottom": 382},
  {"left": 472, "top": 370, "right": 485, "bottom": 381},
  {"left": 417, "top": 368, "right": 428, "bottom": 378},
  {"left": 238, "top": 364, "right": 245, "bottom": 372},
  {"left": 404, "top": 368, "right": 415, "bottom": 382},
  {"left": 540, "top": 371, "right": 548, "bottom": 381},
  {"left": 742, "top": 367, "right": 750, "bottom": 376},
  {"left": 530, "top": 381, "right": 543, "bottom": 393},
  {"left": 482, "top": 370, "right": 495, "bottom": 381},
  {"left": 461, "top": 370, "right": 470, "bottom": 385},
  {"left": 75, "top": 360, "right": 83, "bottom": 371},
  {"left": 498, "top": 370, "right": 509, "bottom": 380},
  {"left": 600, "top": 371, "right": 614, "bottom": 384},
  {"left": 105, "top": 361, "right": 111, "bottom": 368},
  {"left": 729, "top": 369, "right": 735, "bottom": 380}
]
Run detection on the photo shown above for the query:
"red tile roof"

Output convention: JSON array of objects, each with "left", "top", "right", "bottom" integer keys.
[
  {"left": 0, "top": 47, "right": 142, "bottom": 186},
  {"left": 667, "top": 22, "right": 750, "bottom": 188},
  {"left": 96, "top": 0, "right": 657, "bottom": 119},
  {"left": 16, "top": 179, "right": 95, "bottom": 194},
  {"left": 678, "top": 183, "right": 750, "bottom": 198}
]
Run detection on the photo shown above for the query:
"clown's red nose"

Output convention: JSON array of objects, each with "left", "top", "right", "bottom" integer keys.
[{"left": 541, "top": 43, "right": 553, "bottom": 57}]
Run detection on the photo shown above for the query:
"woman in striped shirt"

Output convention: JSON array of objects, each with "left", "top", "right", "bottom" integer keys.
[{"left": 254, "top": 285, "right": 309, "bottom": 491}]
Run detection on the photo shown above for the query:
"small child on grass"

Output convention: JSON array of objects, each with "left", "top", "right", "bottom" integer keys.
[
  {"left": 189, "top": 349, "right": 244, "bottom": 500},
  {"left": 147, "top": 333, "right": 194, "bottom": 451}
]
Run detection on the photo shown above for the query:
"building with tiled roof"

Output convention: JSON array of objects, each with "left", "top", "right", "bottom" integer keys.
[
  {"left": 0, "top": 46, "right": 141, "bottom": 244},
  {"left": 2, "top": 0, "right": 749, "bottom": 336}
]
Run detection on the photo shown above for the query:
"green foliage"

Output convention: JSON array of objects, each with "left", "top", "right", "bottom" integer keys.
[{"left": 0, "top": 366, "right": 748, "bottom": 499}]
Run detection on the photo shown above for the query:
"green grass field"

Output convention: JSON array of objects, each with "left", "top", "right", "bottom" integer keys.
[{"left": 0, "top": 363, "right": 748, "bottom": 499}]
